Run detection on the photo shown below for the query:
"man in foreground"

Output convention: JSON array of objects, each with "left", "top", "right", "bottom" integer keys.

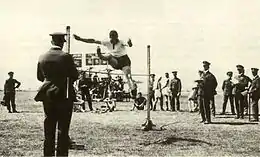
[{"left": 35, "top": 32, "right": 78, "bottom": 156}]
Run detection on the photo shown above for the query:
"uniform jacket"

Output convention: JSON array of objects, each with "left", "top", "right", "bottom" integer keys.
[
  {"left": 222, "top": 79, "right": 234, "bottom": 96},
  {"left": 35, "top": 46, "right": 79, "bottom": 102},
  {"left": 249, "top": 75, "right": 260, "bottom": 98},
  {"left": 170, "top": 77, "right": 182, "bottom": 96},
  {"left": 4, "top": 78, "right": 21, "bottom": 93},
  {"left": 202, "top": 71, "right": 218, "bottom": 98},
  {"left": 232, "top": 74, "right": 251, "bottom": 95}
]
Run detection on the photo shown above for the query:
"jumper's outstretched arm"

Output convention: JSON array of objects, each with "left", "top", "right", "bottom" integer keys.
[{"left": 73, "top": 34, "right": 101, "bottom": 45}]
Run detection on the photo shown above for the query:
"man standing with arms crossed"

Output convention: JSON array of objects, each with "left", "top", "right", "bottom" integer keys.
[
  {"left": 35, "top": 32, "right": 78, "bottom": 156},
  {"left": 170, "top": 71, "right": 182, "bottom": 111}
]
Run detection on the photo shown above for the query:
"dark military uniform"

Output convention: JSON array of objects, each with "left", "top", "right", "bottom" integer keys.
[
  {"left": 170, "top": 76, "right": 182, "bottom": 111},
  {"left": 221, "top": 77, "right": 235, "bottom": 114},
  {"left": 4, "top": 73, "right": 21, "bottom": 113},
  {"left": 233, "top": 73, "right": 251, "bottom": 119},
  {"left": 35, "top": 44, "right": 78, "bottom": 156},
  {"left": 202, "top": 70, "right": 218, "bottom": 123},
  {"left": 195, "top": 80, "right": 205, "bottom": 122},
  {"left": 249, "top": 69, "right": 260, "bottom": 121},
  {"left": 78, "top": 75, "right": 93, "bottom": 111}
]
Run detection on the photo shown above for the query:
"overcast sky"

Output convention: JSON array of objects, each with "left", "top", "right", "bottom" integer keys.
[{"left": 1, "top": 0, "right": 260, "bottom": 91}]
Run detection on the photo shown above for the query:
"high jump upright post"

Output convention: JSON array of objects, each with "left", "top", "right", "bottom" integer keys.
[
  {"left": 66, "top": 26, "right": 71, "bottom": 99},
  {"left": 142, "top": 45, "right": 155, "bottom": 131}
]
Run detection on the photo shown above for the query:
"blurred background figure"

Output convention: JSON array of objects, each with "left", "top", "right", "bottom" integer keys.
[
  {"left": 78, "top": 72, "right": 93, "bottom": 111},
  {"left": 153, "top": 77, "right": 164, "bottom": 111},
  {"left": 162, "top": 72, "right": 171, "bottom": 111},
  {"left": 4, "top": 71, "right": 21, "bottom": 113},
  {"left": 170, "top": 71, "right": 182, "bottom": 111},
  {"left": 220, "top": 71, "right": 235, "bottom": 115},
  {"left": 131, "top": 92, "right": 146, "bottom": 111}
]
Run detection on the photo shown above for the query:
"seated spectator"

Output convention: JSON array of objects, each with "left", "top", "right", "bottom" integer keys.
[
  {"left": 131, "top": 92, "right": 147, "bottom": 110},
  {"left": 73, "top": 92, "right": 85, "bottom": 112},
  {"left": 99, "top": 92, "right": 116, "bottom": 113},
  {"left": 188, "top": 85, "right": 198, "bottom": 112}
]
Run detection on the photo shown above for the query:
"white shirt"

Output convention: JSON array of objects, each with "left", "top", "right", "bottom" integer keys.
[
  {"left": 161, "top": 77, "right": 170, "bottom": 88},
  {"left": 101, "top": 40, "right": 127, "bottom": 57}
]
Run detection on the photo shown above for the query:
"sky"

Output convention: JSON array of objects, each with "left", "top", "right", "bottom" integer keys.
[{"left": 1, "top": 0, "right": 260, "bottom": 91}]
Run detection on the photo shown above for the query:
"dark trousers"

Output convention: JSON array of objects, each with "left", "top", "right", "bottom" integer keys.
[
  {"left": 149, "top": 90, "right": 155, "bottom": 110},
  {"left": 43, "top": 100, "right": 73, "bottom": 156},
  {"left": 170, "top": 95, "right": 180, "bottom": 111},
  {"left": 198, "top": 96, "right": 206, "bottom": 121},
  {"left": 81, "top": 88, "right": 93, "bottom": 111},
  {"left": 251, "top": 97, "right": 259, "bottom": 121},
  {"left": 244, "top": 95, "right": 249, "bottom": 114},
  {"left": 5, "top": 92, "right": 16, "bottom": 112},
  {"left": 235, "top": 94, "right": 245, "bottom": 118},
  {"left": 153, "top": 97, "right": 164, "bottom": 110},
  {"left": 202, "top": 96, "right": 212, "bottom": 123},
  {"left": 210, "top": 96, "right": 216, "bottom": 116},
  {"left": 222, "top": 95, "right": 235, "bottom": 114}
]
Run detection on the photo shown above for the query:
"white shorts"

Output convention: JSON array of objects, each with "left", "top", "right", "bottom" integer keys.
[
  {"left": 162, "top": 87, "right": 171, "bottom": 96},
  {"left": 155, "top": 89, "right": 162, "bottom": 98}
]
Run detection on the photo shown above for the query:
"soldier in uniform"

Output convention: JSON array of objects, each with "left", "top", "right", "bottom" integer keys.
[
  {"left": 233, "top": 65, "right": 251, "bottom": 119},
  {"left": 35, "top": 32, "right": 78, "bottom": 156},
  {"left": 78, "top": 72, "right": 93, "bottom": 111},
  {"left": 170, "top": 71, "right": 182, "bottom": 111},
  {"left": 4, "top": 72, "right": 21, "bottom": 113},
  {"left": 202, "top": 61, "right": 218, "bottom": 124},
  {"left": 220, "top": 71, "right": 235, "bottom": 115},
  {"left": 248, "top": 68, "right": 260, "bottom": 121}
]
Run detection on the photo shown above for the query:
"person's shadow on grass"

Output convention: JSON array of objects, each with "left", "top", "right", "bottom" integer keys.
[
  {"left": 210, "top": 121, "right": 258, "bottom": 125},
  {"left": 140, "top": 136, "right": 212, "bottom": 146}
]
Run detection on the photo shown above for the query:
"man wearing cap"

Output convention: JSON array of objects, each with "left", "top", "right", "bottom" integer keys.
[
  {"left": 35, "top": 32, "right": 78, "bottom": 156},
  {"left": 201, "top": 61, "right": 218, "bottom": 124},
  {"left": 248, "top": 68, "right": 260, "bottom": 121},
  {"left": 170, "top": 71, "right": 182, "bottom": 111},
  {"left": 233, "top": 65, "right": 251, "bottom": 119},
  {"left": 220, "top": 71, "right": 235, "bottom": 115},
  {"left": 4, "top": 72, "right": 21, "bottom": 113}
]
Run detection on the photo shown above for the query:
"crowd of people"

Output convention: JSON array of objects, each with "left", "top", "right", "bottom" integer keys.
[{"left": 142, "top": 61, "right": 260, "bottom": 124}]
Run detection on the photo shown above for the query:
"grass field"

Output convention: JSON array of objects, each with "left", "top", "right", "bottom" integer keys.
[{"left": 0, "top": 91, "right": 260, "bottom": 156}]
